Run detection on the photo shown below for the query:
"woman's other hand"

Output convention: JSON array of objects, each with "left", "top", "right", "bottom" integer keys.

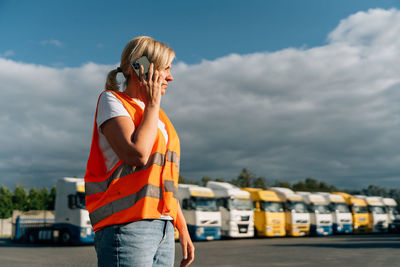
[{"left": 179, "top": 229, "right": 195, "bottom": 267}]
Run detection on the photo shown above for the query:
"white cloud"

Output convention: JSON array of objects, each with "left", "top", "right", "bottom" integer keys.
[
  {"left": 1, "top": 8, "right": 400, "bottom": 189},
  {"left": 40, "top": 39, "right": 64, "bottom": 47}
]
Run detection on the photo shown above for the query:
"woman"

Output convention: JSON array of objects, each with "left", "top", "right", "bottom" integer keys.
[{"left": 84, "top": 36, "right": 194, "bottom": 267}]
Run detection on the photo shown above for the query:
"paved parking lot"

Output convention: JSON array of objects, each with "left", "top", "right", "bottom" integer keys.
[{"left": 1, "top": 234, "right": 399, "bottom": 267}]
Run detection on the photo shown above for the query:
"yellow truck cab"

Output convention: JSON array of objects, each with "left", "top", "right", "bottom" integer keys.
[
  {"left": 242, "top": 188, "right": 286, "bottom": 237},
  {"left": 333, "top": 192, "right": 370, "bottom": 233},
  {"left": 270, "top": 187, "right": 310, "bottom": 236}
]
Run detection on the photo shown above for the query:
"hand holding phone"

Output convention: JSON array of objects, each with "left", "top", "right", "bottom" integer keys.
[{"left": 132, "top": 56, "right": 162, "bottom": 106}]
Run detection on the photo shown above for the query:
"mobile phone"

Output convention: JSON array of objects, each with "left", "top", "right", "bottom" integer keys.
[{"left": 132, "top": 56, "right": 151, "bottom": 80}]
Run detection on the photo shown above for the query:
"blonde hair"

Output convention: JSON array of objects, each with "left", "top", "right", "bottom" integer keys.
[{"left": 105, "top": 36, "right": 175, "bottom": 91}]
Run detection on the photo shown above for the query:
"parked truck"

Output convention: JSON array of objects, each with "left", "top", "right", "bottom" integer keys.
[
  {"left": 333, "top": 192, "right": 370, "bottom": 233},
  {"left": 320, "top": 193, "right": 352, "bottom": 234},
  {"left": 242, "top": 188, "right": 286, "bottom": 237},
  {"left": 382, "top": 198, "right": 400, "bottom": 233},
  {"left": 297, "top": 192, "right": 333, "bottom": 236},
  {"left": 359, "top": 196, "right": 389, "bottom": 233},
  {"left": 178, "top": 184, "right": 221, "bottom": 241},
  {"left": 269, "top": 187, "right": 310, "bottom": 236},
  {"left": 206, "top": 182, "right": 254, "bottom": 238},
  {"left": 13, "top": 177, "right": 94, "bottom": 244}
]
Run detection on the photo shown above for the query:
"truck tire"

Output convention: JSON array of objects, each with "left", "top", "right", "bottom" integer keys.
[
  {"left": 254, "top": 227, "right": 259, "bottom": 238},
  {"left": 60, "top": 230, "right": 71, "bottom": 245}
]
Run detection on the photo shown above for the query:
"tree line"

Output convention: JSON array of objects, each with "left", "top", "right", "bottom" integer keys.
[
  {"left": 0, "top": 185, "right": 56, "bottom": 219},
  {"left": 1, "top": 168, "right": 399, "bottom": 218}
]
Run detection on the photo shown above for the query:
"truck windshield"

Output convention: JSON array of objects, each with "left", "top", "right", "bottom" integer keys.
[
  {"left": 369, "top": 205, "right": 386, "bottom": 214},
  {"left": 312, "top": 204, "right": 331, "bottom": 214},
  {"left": 287, "top": 201, "right": 308, "bottom": 213},
  {"left": 76, "top": 192, "right": 86, "bottom": 209},
  {"left": 352, "top": 205, "right": 368, "bottom": 213},
  {"left": 388, "top": 206, "right": 399, "bottom": 215},
  {"left": 262, "top": 201, "right": 284, "bottom": 212},
  {"left": 230, "top": 198, "right": 253, "bottom": 211},
  {"left": 192, "top": 197, "right": 218, "bottom": 211},
  {"left": 331, "top": 203, "right": 350, "bottom": 213}
]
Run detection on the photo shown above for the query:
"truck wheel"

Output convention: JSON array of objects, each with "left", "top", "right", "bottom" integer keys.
[
  {"left": 28, "top": 231, "right": 36, "bottom": 243},
  {"left": 60, "top": 230, "right": 71, "bottom": 245}
]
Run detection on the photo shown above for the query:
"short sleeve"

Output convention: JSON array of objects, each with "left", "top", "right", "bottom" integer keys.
[{"left": 96, "top": 91, "right": 131, "bottom": 132}]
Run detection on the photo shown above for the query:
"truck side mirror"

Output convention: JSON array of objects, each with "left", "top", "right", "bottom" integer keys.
[
  {"left": 68, "top": 194, "right": 77, "bottom": 209},
  {"left": 254, "top": 201, "right": 260, "bottom": 211}
]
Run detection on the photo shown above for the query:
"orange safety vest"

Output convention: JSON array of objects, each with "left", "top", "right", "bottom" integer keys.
[{"left": 84, "top": 90, "right": 180, "bottom": 232}]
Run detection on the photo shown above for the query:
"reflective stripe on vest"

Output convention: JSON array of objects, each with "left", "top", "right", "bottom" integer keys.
[
  {"left": 89, "top": 181, "right": 177, "bottom": 226},
  {"left": 85, "top": 149, "right": 179, "bottom": 196}
]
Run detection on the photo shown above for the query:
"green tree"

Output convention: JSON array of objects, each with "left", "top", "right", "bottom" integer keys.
[
  {"left": 12, "top": 185, "right": 29, "bottom": 211},
  {"left": 253, "top": 177, "right": 267, "bottom": 189},
  {"left": 0, "top": 186, "right": 13, "bottom": 218},
  {"left": 362, "top": 185, "right": 388, "bottom": 197},
  {"left": 178, "top": 174, "right": 198, "bottom": 185},
  {"left": 28, "top": 187, "right": 51, "bottom": 210},
  {"left": 273, "top": 179, "right": 292, "bottom": 188},
  {"left": 48, "top": 186, "right": 56, "bottom": 210},
  {"left": 318, "top": 181, "right": 336, "bottom": 192},
  {"left": 232, "top": 168, "right": 253, "bottom": 188},
  {"left": 201, "top": 176, "right": 212, "bottom": 186},
  {"left": 28, "top": 188, "right": 42, "bottom": 210},
  {"left": 292, "top": 181, "right": 307, "bottom": 191},
  {"left": 304, "top": 178, "right": 319, "bottom": 192}
]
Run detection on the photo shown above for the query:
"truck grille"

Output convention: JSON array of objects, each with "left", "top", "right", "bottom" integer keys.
[
  {"left": 241, "top": 216, "right": 250, "bottom": 221},
  {"left": 238, "top": 224, "right": 248, "bottom": 233},
  {"left": 200, "top": 220, "right": 218, "bottom": 225}
]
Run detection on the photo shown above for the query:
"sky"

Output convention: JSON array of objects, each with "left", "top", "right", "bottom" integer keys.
[{"left": 1, "top": 0, "right": 400, "bottom": 190}]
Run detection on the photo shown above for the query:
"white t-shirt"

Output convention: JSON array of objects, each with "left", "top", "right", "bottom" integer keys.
[{"left": 96, "top": 91, "right": 168, "bottom": 172}]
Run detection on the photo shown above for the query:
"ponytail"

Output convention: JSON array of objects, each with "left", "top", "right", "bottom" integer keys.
[{"left": 105, "top": 68, "right": 120, "bottom": 91}]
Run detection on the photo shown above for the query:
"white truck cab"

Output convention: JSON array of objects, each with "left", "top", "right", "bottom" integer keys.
[
  {"left": 298, "top": 192, "right": 333, "bottom": 236},
  {"left": 55, "top": 177, "right": 94, "bottom": 243},
  {"left": 13, "top": 177, "right": 94, "bottom": 244},
  {"left": 320, "top": 193, "right": 352, "bottom": 234},
  {"left": 206, "top": 181, "right": 254, "bottom": 238},
  {"left": 383, "top": 198, "right": 400, "bottom": 232},
  {"left": 359, "top": 196, "right": 389, "bottom": 233},
  {"left": 178, "top": 184, "right": 221, "bottom": 241}
]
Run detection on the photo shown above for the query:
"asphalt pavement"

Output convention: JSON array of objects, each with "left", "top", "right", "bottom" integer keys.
[{"left": 1, "top": 234, "right": 399, "bottom": 267}]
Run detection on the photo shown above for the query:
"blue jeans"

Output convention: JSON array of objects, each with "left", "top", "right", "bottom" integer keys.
[{"left": 94, "top": 219, "right": 175, "bottom": 267}]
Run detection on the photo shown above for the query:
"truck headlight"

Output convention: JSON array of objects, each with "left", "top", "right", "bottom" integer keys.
[
  {"left": 196, "top": 227, "right": 204, "bottom": 237},
  {"left": 80, "top": 228, "right": 87, "bottom": 238}
]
